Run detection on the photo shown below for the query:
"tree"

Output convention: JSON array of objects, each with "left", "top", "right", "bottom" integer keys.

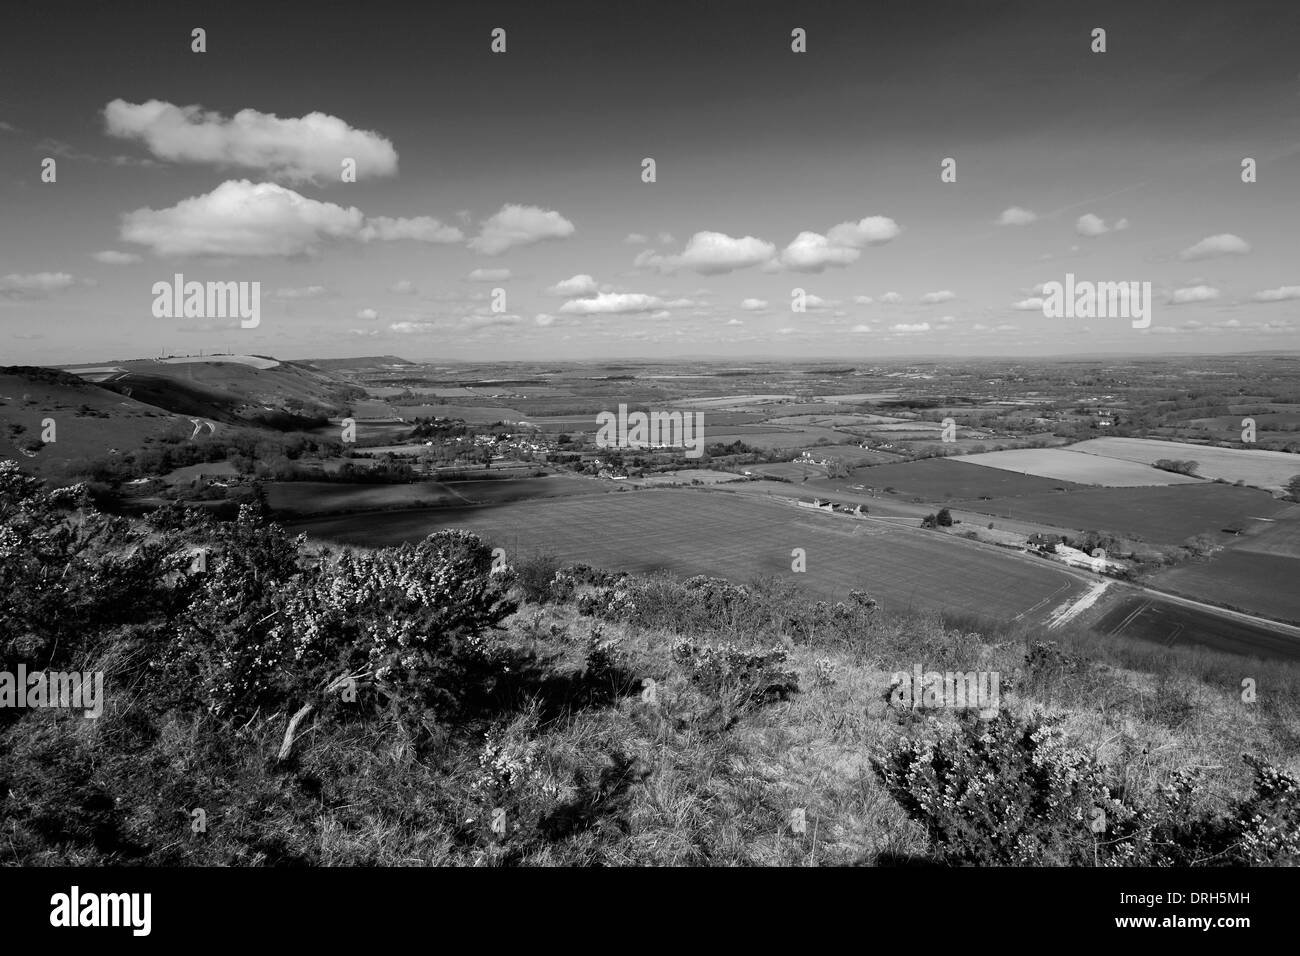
[
  {"left": 936, "top": 507, "right": 954, "bottom": 527},
  {"left": 1286, "top": 474, "right": 1300, "bottom": 503}
]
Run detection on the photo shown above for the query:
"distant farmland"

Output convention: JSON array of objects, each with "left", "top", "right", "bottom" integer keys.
[
  {"left": 965, "top": 484, "right": 1292, "bottom": 545},
  {"left": 960, "top": 447, "right": 1203, "bottom": 486},
  {"left": 288, "top": 488, "right": 1089, "bottom": 626},
  {"left": 1068, "top": 437, "right": 1300, "bottom": 493},
  {"left": 815, "top": 457, "right": 1083, "bottom": 500}
]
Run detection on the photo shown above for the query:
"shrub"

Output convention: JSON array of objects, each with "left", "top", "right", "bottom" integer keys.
[{"left": 671, "top": 639, "right": 799, "bottom": 710}]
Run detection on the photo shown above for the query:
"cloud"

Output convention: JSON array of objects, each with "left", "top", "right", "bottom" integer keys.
[
  {"left": 535, "top": 313, "right": 556, "bottom": 326},
  {"left": 91, "top": 250, "right": 142, "bottom": 265},
  {"left": 1075, "top": 213, "right": 1110, "bottom": 237},
  {"left": 358, "top": 216, "right": 462, "bottom": 243},
  {"left": 851, "top": 324, "right": 872, "bottom": 333},
  {"left": 1251, "top": 285, "right": 1300, "bottom": 302},
  {"left": 0, "top": 272, "right": 77, "bottom": 298},
  {"left": 920, "top": 290, "right": 955, "bottom": 304},
  {"left": 997, "top": 206, "right": 1037, "bottom": 226},
  {"left": 657, "top": 232, "right": 674, "bottom": 245},
  {"left": 103, "top": 99, "right": 397, "bottom": 183},
  {"left": 852, "top": 295, "right": 874, "bottom": 305},
  {"left": 274, "top": 285, "right": 327, "bottom": 299},
  {"left": 120, "top": 180, "right": 462, "bottom": 256},
  {"left": 558, "top": 292, "right": 663, "bottom": 315},
  {"left": 1179, "top": 233, "right": 1251, "bottom": 260},
  {"left": 469, "top": 204, "right": 575, "bottom": 255},
  {"left": 726, "top": 318, "right": 744, "bottom": 326},
  {"left": 121, "top": 180, "right": 362, "bottom": 256},
  {"left": 1012, "top": 297, "right": 1046, "bottom": 310},
  {"left": 739, "top": 298, "right": 768, "bottom": 311},
  {"left": 779, "top": 216, "right": 901, "bottom": 272},
  {"left": 879, "top": 291, "right": 902, "bottom": 304},
  {"left": 545, "top": 274, "right": 598, "bottom": 296},
  {"left": 356, "top": 308, "right": 378, "bottom": 320},
  {"left": 462, "top": 313, "right": 523, "bottom": 328},
  {"left": 1170, "top": 285, "right": 1220, "bottom": 304},
  {"left": 389, "top": 321, "right": 436, "bottom": 334},
  {"left": 890, "top": 322, "right": 931, "bottom": 333},
  {"left": 389, "top": 280, "right": 417, "bottom": 294},
  {"left": 467, "top": 267, "right": 512, "bottom": 282},
  {"left": 624, "top": 233, "right": 648, "bottom": 244},
  {"left": 637, "top": 231, "right": 777, "bottom": 275}
]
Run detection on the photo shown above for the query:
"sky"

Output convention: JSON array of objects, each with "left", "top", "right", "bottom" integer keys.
[{"left": 2, "top": 0, "right": 1299, "bottom": 364}]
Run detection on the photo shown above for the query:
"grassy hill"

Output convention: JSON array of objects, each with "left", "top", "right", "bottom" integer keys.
[{"left": 1, "top": 467, "right": 1296, "bottom": 866}]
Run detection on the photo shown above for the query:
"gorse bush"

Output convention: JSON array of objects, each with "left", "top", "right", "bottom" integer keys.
[
  {"left": 671, "top": 639, "right": 799, "bottom": 710},
  {"left": 871, "top": 710, "right": 1300, "bottom": 866}
]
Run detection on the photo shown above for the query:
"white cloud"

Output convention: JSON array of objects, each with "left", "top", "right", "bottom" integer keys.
[
  {"left": 851, "top": 324, "right": 872, "bottom": 333},
  {"left": 997, "top": 206, "right": 1037, "bottom": 226},
  {"left": 463, "top": 313, "right": 523, "bottom": 328},
  {"left": 558, "top": 292, "right": 663, "bottom": 314},
  {"left": 359, "top": 216, "right": 462, "bottom": 243},
  {"left": 890, "top": 322, "right": 931, "bottom": 333},
  {"left": 726, "top": 318, "right": 744, "bottom": 326},
  {"left": 545, "top": 274, "right": 598, "bottom": 296},
  {"left": 0, "top": 272, "right": 77, "bottom": 298},
  {"left": 739, "top": 298, "right": 768, "bottom": 311},
  {"left": 1012, "top": 297, "right": 1046, "bottom": 310},
  {"left": 1076, "top": 213, "right": 1110, "bottom": 237},
  {"left": 624, "top": 233, "right": 648, "bottom": 244},
  {"left": 467, "top": 267, "right": 512, "bottom": 282},
  {"left": 1179, "top": 233, "right": 1251, "bottom": 260},
  {"left": 120, "top": 180, "right": 463, "bottom": 256},
  {"left": 535, "top": 313, "right": 556, "bottom": 326},
  {"left": 91, "top": 250, "right": 142, "bottom": 265},
  {"left": 389, "top": 321, "right": 436, "bottom": 334},
  {"left": 103, "top": 99, "right": 397, "bottom": 183},
  {"left": 274, "top": 285, "right": 327, "bottom": 299},
  {"left": 920, "top": 290, "right": 955, "bottom": 304},
  {"left": 637, "top": 231, "right": 777, "bottom": 275},
  {"left": 1170, "top": 285, "right": 1220, "bottom": 304},
  {"left": 122, "top": 180, "right": 362, "bottom": 256},
  {"left": 852, "top": 295, "right": 874, "bottom": 305},
  {"left": 356, "top": 308, "right": 378, "bottom": 320},
  {"left": 779, "top": 216, "right": 901, "bottom": 272},
  {"left": 389, "top": 280, "right": 417, "bottom": 294},
  {"left": 657, "top": 232, "right": 674, "bottom": 245},
  {"left": 469, "top": 204, "right": 575, "bottom": 255},
  {"left": 1252, "top": 285, "right": 1300, "bottom": 302},
  {"left": 879, "top": 291, "right": 902, "bottom": 304}
]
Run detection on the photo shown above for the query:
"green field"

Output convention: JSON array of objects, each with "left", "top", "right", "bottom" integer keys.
[
  {"left": 287, "top": 488, "right": 1089, "bottom": 625},
  {"left": 814, "top": 457, "right": 1083, "bottom": 500},
  {"left": 962, "top": 447, "right": 1204, "bottom": 486},
  {"left": 1152, "top": 551, "right": 1300, "bottom": 626},
  {"left": 966, "top": 484, "right": 1291, "bottom": 545},
  {"left": 1069, "top": 437, "right": 1300, "bottom": 492}
]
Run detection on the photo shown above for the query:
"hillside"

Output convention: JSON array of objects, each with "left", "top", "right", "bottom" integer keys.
[{"left": 1, "top": 466, "right": 1296, "bottom": 867}]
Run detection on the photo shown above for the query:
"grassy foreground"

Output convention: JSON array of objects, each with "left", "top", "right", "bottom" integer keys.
[{"left": 1, "top": 460, "right": 1297, "bottom": 866}]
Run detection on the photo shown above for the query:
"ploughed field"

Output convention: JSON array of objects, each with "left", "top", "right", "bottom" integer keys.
[{"left": 287, "top": 487, "right": 1090, "bottom": 628}]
